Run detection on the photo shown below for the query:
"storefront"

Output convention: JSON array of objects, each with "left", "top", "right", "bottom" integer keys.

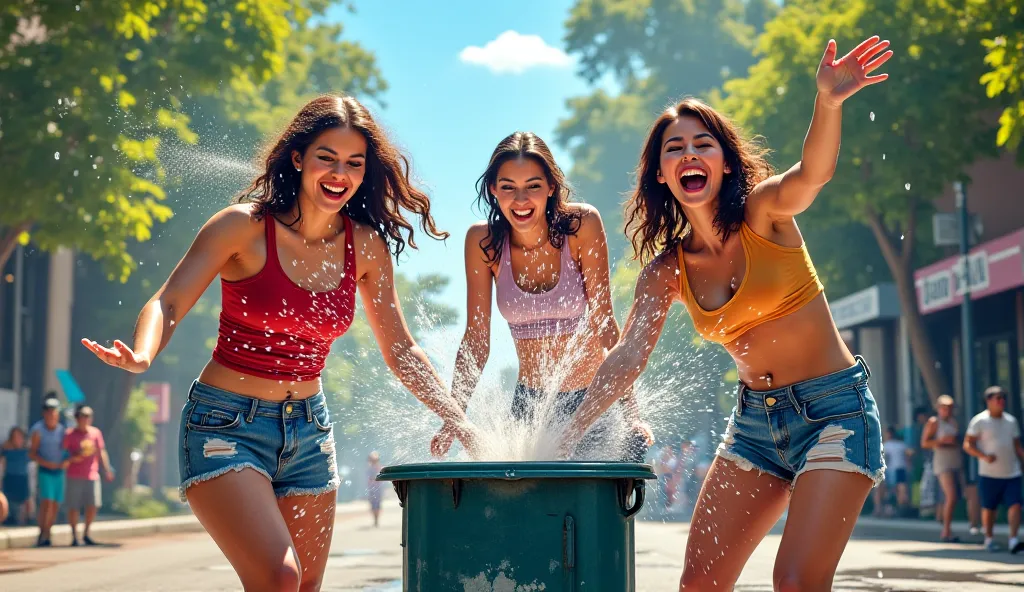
[
  {"left": 914, "top": 227, "right": 1024, "bottom": 420},
  {"left": 829, "top": 283, "right": 912, "bottom": 426}
]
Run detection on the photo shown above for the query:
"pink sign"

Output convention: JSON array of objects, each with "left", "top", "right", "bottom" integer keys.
[
  {"left": 144, "top": 382, "right": 171, "bottom": 424},
  {"left": 914, "top": 228, "right": 1024, "bottom": 314}
]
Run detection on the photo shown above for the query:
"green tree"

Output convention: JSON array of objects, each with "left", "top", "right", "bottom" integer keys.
[
  {"left": 324, "top": 273, "right": 459, "bottom": 437},
  {"left": 557, "top": 0, "right": 778, "bottom": 258},
  {"left": 0, "top": 0, "right": 307, "bottom": 279},
  {"left": 978, "top": 0, "right": 1024, "bottom": 160},
  {"left": 721, "top": 0, "right": 995, "bottom": 404},
  {"left": 67, "top": 3, "right": 387, "bottom": 477}
]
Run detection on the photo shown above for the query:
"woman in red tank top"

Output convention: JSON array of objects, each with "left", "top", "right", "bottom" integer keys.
[{"left": 81, "top": 94, "right": 478, "bottom": 591}]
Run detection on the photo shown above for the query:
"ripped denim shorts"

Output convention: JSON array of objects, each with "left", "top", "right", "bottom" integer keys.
[
  {"left": 177, "top": 380, "right": 339, "bottom": 502},
  {"left": 716, "top": 356, "right": 885, "bottom": 486}
]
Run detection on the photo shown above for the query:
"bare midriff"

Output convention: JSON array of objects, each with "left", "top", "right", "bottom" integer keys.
[
  {"left": 512, "top": 329, "right": 605, "bottom": 393},
  {"left": 722, "top": 294, "right": 856, "bottom": 390},
  {"left": 197, "top": 359, "right": 324, "bottom": 401}
]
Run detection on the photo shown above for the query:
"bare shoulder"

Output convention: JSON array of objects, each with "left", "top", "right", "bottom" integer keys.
[
  {"left": 350, "top": 219, "right": 392, "bottom": 268},
  {"left": 466, "top": 221, "right": 490, "bottom": 244},
  {"left": 202, "top": 203, "right": 264, "bottom": 238},
  {"left": 636, "top": 248, "right": 681, "bottom": 298}
]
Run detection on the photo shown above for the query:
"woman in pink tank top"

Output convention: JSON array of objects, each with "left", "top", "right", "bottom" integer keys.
[
  {"left": 431, "top": 132, "right": 653, "bottom": 460},
  {"left": 81, "top": 94, "right": 478, "bottom": 591}
]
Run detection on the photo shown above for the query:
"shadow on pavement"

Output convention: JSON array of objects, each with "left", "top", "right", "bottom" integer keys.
[{"left": 838, "top": 565, "right": 1024, "bottom": 588}]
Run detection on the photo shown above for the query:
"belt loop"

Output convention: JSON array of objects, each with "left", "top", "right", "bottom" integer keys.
[
  {"left": 246, "top": 398, "right": 259, "bottom": 423},
  {"left": 855, "top": 355, "right": 872, "bottom": 378},
  {"left": 736, "top": 383, "right": 746, "bottom": 416},
  {"left": 305, "top": 397, "right": 313, "bottom": 423},
  {"left": 784, "top": 387, "right": 802, "bottom": 415}
]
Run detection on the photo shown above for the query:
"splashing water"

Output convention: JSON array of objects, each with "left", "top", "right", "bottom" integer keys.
[{"left": 335, "top": 295, "right": 728, "bottom": 466}]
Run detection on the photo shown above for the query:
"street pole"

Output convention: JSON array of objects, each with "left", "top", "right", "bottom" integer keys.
[{"left": 954, "top": 181, "right": 977, "bottom": 482}]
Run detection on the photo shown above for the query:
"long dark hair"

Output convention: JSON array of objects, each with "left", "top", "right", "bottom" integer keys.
[
  {"left": 235, "top": 94, "right": 448, "bottom": 256},
  {"left": 474, "top": 132, "right": 581, "bottom": 265},
  {"left": 625, "top": 97, "right": 774, "bottom": 263}
]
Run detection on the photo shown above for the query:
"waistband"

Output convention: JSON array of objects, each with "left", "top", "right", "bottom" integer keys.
[
  {"left": 508, "top": 315, "right": 583, "bottom": 340},
  {"left": 514, "top": 383, "right": 588, "bottom": 397},
  {"left": 188, "top": 380, "right": 327, "bottom": 421},
  {"left": 736, "top": 356, "right": 871, "bottom": 414}
]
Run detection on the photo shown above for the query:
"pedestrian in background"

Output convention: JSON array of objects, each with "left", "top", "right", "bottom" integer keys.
[
  {"left": 29, "top": 397, "right": 68, "bottom": 547},
  {"left": 964, "top": 386, "right": 1024, "bottom": 553},
  {"left": 922, "top": 395, "right": 964, "bottom": 542},
  {"left": 367, "top": 452, "right": 383, "bottom": 528},
  {"left": 63, "top": 405, "right": 114, "bottom": 546},
  {"left": 1, "top": 426, "right": 32, "bottom": 525}
]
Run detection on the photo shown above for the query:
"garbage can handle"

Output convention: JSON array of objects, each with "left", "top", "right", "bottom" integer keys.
[
  {"left": 392, "top": 481, "right": 408, "bottom": 508},
  {"left": 620, "top": 479, "right": 645, "bottom": 518}
]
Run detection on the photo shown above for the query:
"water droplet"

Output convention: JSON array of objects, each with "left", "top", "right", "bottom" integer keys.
[
  {"left": 905, "top": 183, "right": 911, "bottom": 191},
  {"left": 54, "top": 152, "right": 60, "bottom": 160},
  {"left": 869, "top": 112, "right": 875, "bottom": 121}
]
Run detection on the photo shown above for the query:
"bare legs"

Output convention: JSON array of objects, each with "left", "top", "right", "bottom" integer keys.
[
  {"left": 679, "top": 459, "right": 873, "bottom": 592},
  {"left": 937, "top": 472, "right": 959, "bottom": 539},
  {"left": 186, "top": 469, "right": 336, "bottom": 592}
]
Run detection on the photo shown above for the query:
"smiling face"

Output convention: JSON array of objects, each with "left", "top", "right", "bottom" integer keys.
[
  {"left": 490, "top": 157, "right": 553, "bottom": 235},
  {"left": 291, "top": 126, "right": 368, "bottom": 215},
  {"left": 656, "top": 115, "right": 731, "bottom": 209}
]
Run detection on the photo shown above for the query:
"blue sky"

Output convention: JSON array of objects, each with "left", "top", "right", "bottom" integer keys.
[{"left": 332, "top": 1, "right": 597, "bottom": 363}]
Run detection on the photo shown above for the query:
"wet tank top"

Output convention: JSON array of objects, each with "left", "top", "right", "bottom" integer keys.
[{"left": 495, "top": 237, "right": 587, "bottom": 340}]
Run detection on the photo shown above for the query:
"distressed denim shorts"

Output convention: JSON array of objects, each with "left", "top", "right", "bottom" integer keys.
[
  {"left": 717, "top": 356, "right": 885, "bottom": 486},
  {"left": 178, "top": 380, "right": 339, "bottom": 502}
]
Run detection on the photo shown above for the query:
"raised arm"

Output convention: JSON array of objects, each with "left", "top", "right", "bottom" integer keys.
[
  {"left": 921, "top": 417, "right": 939, "bottom": 450},
  {"left": 564, "top": 249, "right": 679, "bottom": 452},
  {"left": 431, "top": 224, "right": 494, "bottom": 456},
  {"left": 81, "top": 205, "right": 254, "bottom": 372},
  {"left": 748, "top": 36, "right": 892, "bottom": 221},
  {"left": 355, "top": 224, "right": 478, "bottom": 452}
]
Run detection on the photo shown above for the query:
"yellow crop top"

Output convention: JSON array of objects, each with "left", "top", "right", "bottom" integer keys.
[{"left": 676, "top": 222, "right": 823, "bottom": 344}]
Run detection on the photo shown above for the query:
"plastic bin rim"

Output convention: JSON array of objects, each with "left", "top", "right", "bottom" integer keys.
[{"left": 377, "top": 461, "right": 657, "bottom": 482}]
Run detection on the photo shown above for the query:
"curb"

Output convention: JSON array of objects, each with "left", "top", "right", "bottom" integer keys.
[{"left": 0, "top": 498, "right": 393, "bottom": 550}]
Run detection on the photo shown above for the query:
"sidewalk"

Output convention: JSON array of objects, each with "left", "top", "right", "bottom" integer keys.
[{"left": 0, "top": 498, "right": 386, "bottom": 550}]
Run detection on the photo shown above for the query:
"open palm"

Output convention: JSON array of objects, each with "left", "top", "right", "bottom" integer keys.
[
  {"left": 81, "top": 338, "right": 150, "bottom": 373},
  {"left": 817, "top": 36, "right": 892, "bottom": 105}
]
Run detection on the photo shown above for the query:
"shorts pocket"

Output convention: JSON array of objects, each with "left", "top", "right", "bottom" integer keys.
[
  {"left": 799, "top": 386, "right": 865, "bottom": 424},
  {"left": 312, "top": 406, "right": 333, "bottom": 433},
  {"left": 186, "top": 405, "right": 243, "bottom": 432}
]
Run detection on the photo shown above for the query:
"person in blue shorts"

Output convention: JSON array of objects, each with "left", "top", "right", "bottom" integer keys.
[{"left": 29, "top": 397, "right": 69, "bottom": 547}]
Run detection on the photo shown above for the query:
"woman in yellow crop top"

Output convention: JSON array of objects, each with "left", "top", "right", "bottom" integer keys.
[{"left": 567, "top": 37, "right": 893, "bottom": 591}]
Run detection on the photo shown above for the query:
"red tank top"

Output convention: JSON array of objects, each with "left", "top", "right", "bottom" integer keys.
[{"left": 211, "top": 215, "right": 357, "bottom": 382}]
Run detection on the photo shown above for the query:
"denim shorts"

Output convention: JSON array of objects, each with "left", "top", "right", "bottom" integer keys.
[
  {"left": 717, "top": 356, "right": 885, "bottom": 486},
  {"left": 178, "top": 380, "right": 339, "bottom": 502}
]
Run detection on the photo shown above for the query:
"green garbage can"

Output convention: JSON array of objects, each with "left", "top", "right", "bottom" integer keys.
[{"left": 378, "top": 461, "right": 656, "bottom": 591}]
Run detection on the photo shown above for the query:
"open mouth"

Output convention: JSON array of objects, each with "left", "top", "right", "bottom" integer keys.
[
  {"left": 510, "top": 208, "right": 535, "bottom": 223},
  {"left": 320, "top": 182, "right": 349, "bottom": 201},
  {"left": 679, "top": 167, "right": 708, "bottom": 193}
]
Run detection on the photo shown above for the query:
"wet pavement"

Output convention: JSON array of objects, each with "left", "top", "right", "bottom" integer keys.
[{"left": 1, "top": 505, "right": 1023, "bottom": 590}]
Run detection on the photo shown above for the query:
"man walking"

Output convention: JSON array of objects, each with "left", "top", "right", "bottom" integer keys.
[
  {"left": 63, "top": 405, "right": 113, "bottom": 546},
  {"left": 964, "top": 386, "right": 1024, "bottom": 553},
  {"left": 28, "top": 398, "right": 68, "bottom": 547}
]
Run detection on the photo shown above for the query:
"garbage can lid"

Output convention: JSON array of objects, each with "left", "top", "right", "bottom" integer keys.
[{"left": 377, "top": 461, "right": 656, "bottom": 482}]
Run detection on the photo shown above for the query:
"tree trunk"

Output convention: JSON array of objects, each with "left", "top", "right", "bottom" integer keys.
[
  {"left": 0, "top": 222, "right": 32, "bottom": 272},
  {"left": 864, "top": 205, "right": 949, "bottom": 406}
]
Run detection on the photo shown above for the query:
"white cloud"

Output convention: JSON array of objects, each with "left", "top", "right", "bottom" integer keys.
[{"left": 459, "top": 30, "right": 572, "bottom": 75}]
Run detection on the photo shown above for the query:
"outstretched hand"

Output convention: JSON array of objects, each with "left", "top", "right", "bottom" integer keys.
[
  {"left": 81, "top": 338, "right": 150, "bottom": 373},
  {"left": 816, "top": 36, "right": 892, "bottom": 106}
]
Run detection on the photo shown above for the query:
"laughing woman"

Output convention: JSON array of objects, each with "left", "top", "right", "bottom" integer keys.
[
  {"left": 82, "top": 94, "right": 476, "bottom": 592},
  {"left": 566, "top": 37, "right": 893, "bottom": 591},
  {"left": 432, "top": 132, "right": 652, "bottom": 460}
]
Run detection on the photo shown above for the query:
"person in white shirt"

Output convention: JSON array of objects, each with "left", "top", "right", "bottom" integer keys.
[
  {"left": 874, "top": 426, "right": 911, "bottom": 516},
  {"left": 964, "top": 386, "right": 1024, "bottom": 554}
]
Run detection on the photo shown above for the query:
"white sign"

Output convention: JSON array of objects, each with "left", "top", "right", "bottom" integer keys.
[
  {"left": 952, "top": 251, "right": 990, "bottom": 296},
  {"left": 918, "top": 251, "right": 991, "bottom": 312}
]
